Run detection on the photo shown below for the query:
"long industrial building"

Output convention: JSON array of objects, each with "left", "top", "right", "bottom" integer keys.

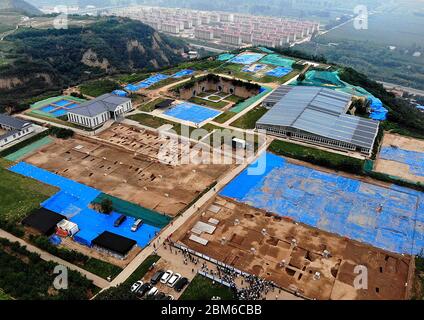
[{"left": 257, "top": 86, "right": 379, "bottom": 156}]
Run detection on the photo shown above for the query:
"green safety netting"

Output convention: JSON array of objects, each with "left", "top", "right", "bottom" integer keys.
[
  {"left": 217, "top": 53, "right": 236, "bottom": 61},
  {"left": 293, "top": 70, "right": 377, "bottom": 98},
  {"left": 4, "top": 136, "right": 53, "bottom": 161},
  {"left": 91, "top": 193, "right": 171, "bottom": 229},
  {"left": 259, "top": 54, "right": 295, "bottom": 68},
  {"left": 230, "top": 86, "right": 273, "bottom": 113}
]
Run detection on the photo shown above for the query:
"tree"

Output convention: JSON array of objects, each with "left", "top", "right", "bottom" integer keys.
[{"left": 100, "top": 198, "right": 113, "bottom": 214}]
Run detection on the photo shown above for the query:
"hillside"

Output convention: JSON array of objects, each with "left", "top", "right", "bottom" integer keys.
[
  {"left": 293, "top": 2, "right": 424, "bottom": 91},
  {"left": 0, "top": 0, "right": 41, "bottom": 15},
  {"left": 0, "top": 17, "right": 187, "bottom": 109}
]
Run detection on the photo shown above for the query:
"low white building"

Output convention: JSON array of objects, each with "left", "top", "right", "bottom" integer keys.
[
  {"left": 0, "top": 113, "right": 34, "bottom": 147},
  {"left": 67, "top": 93, "right": 133, "bottom": 129}
]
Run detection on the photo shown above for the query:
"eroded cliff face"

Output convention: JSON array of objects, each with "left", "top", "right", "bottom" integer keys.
[
  {"left": 81, "top": 49, "right": 111, "bottom": 71},
  {"left": 0, "top": 18, "right": 187, "bottom": 108},
  {"left": 0, "top": 73, "right": 52, "bottom": 90},
  {"left": 127, "top": 40, "right": 146, "bottom": 54}
]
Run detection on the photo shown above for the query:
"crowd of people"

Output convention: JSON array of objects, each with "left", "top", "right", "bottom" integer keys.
[{"left": 161, "top": 240, "right": 283, "bottom": 300}]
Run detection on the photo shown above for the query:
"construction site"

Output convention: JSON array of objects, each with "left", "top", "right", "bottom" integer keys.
[
  {"left": 375, "top": 133, "right": 424, "bottom": 184},
  {"left": 170, "top": 195, "right": 413, "bottom": 300},
  {"left": 21, "top": 124, "right": 233, "bottom": 217}
]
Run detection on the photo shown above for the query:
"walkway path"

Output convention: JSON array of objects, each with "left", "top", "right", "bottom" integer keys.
[
  {"left": 101, "top": 139, "right": 271, "bottom": 292},
  {"left": 219, "top": 73, "right": 300, "bottom": 127},
  {"left": 0, "top": 229, "right": 109, "bottom": 289}
]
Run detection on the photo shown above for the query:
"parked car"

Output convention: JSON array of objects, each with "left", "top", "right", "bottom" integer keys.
[
  {"left": 146, "top": 286, "right": 158, "bottom": 297},
  {"left": 136, "top": 283, "right": 151, "bottom": 298},
  {"left": 151, "top": 270, "right": 165, "bottom": 284},
  {"left": 154, "top": 292, "right": 166, "bottom": 300},
  {"left": 160, "top": 270, "right": 173, "bottom": 284},
  {"left": 130, "top": 280, "right": 143, "bottom": 293},
  {"left": 174, "top": 277, "right": 189, "bottom": 292},
  {"left": 166, "top": 295, "right": 175, "bottom": 300},
  {"left": 167, "top": 273, "right": 181, "bottom": 287},
  {"left": 114, "top": 214, "right": 126, "bottom": 227},
  {"left": 131, "top": 219, "right": 143, "bottom": 232}
]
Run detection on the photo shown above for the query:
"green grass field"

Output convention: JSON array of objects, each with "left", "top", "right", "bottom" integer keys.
[
  {"left": 0, "top": 288, "right": 12, "bottom": 300},
  {"left": 189, "top": 97, "right": 229, "bottom": 109},
  {"left": 180, "top": 274, "right": 235, "bottom": 300},
  {"left": 79, "top": 79, "right": 120, "bottom": 97},
  {"left": 230, "top": 106, "right": 268, "bottom": 129},
  {"left": 269, "top": 139, "right": 365, "bottom": 174},
  {"left": 214, "top": 111, "right": 237, "bottom": 124},
  {"left": 138, "top": 97, "right": 166, "bottom": 112},
  {"left": 127, "top": 113, "right": 178, "bottom": 129},
  {"left": 0, "top": 159, "right": 58, "bottom": 223}
]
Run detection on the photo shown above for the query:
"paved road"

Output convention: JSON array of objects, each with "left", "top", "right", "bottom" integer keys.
[
  {"left": 379, "top": 81, "right": 424, "bottom": 97},
  {"left": 0, "top": 229, "right": 109, "bottom": 289},
  {"left": 101, "top": 140, "right": 271, "bottom": 293}
]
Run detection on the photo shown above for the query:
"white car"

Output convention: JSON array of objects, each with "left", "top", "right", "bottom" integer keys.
[
  {"left": 147, "top": 286, "right": 158, "bottom": 297},
  {"left": 167, "top": 273, "right": 181, "bottom": 287},
  {"left": 130, "top": 280, "right": 143, "bottom": 293},
  {"left": 160, "top": 270, "right": 173, "bottom": 284}
]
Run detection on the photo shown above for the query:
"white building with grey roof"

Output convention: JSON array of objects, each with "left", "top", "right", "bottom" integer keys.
[
  {"left": 257, "top": 86, "right": 379, "bottom": 156},
  {"left": 0, "top": 113, "right": 34, "bottom": 147},
  {"left": 67, "top": 93, "right": 133, "bottom": 129}
]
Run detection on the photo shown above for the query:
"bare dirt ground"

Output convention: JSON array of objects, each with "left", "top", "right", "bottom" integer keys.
[
  {"left": 375, "top": 133, "right": 424, "bottom": 183},
  {"left": 171, "top": 196, "right": 412, "bottom": 300},
  {"left": 22, "top": 128, "right": 232, "bottom": 216}
]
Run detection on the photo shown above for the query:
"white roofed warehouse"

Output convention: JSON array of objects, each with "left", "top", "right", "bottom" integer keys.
[
  {"left": 67, "top": 93, "right": 133, "bottom": 129},
  {"left": 256, "top": 86, "right": 379, "bottom": 156}
]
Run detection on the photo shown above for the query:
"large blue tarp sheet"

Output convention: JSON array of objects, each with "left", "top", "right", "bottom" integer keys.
[
  {"left": 230, "top": 53, "right": 265, "bottom": 65},
  {"left": 369, "top": 97, "right": 388, "bottom": 121},
  {"left": 380, "top": 146, "right": 424, "bottom": 177},
  {"left": 164, "top": 102, "right": 221, "bottom": 124},
  {"left": 172, "top": 69, "right": 194, "bottom": 78},
  {"left": 112, "top": 90, "right": 128, "bottom": 97},
  {"left": 124, "top": 74, "right": 169, "bottom": 91},
  {"left": 242, "top": 64, "right": 266, "bottom": 73},
  {"left": 220, "top": 152, "right": 424, "bottom": 255},
  {"left": 9, "top": 162, "right": 162, "bottom": 248},
  {"left": 266, "top": 67, "right": 293, "bottom": 78}
]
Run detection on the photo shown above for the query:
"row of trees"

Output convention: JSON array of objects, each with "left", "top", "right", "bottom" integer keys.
[
  {"left": 0, "top": 238, "right": 96, "bottom": 300},
  {"left": 0, "top": 17, "right": 186, "bottom": 109}
]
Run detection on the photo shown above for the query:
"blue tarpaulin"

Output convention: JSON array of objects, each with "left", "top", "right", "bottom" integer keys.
[
  {"left": 163, "top": 102, "right": 221, "bottom": 124},
  {"left": 124, "top": 74, "right": 169, "bottom": 91},
  {"left": 172, "top": 69, "right": 194, "bottom": 78},
  {"left": 369, "top": 96, "right": 388, "bottom": 121},
  {"left": 380, "top": 146, "right": 424, "bottom": 177},
  {"left": 112, "top": 90, "right": 128, "bottom": 97},
  {"left": 9, "top": 162, "right": 164, "bottom": 248},
  {"left": 266, "top": 67, "right": 293, "bottom": 78},
  {"left": 230, "top": 53, "right": 265, "bottom": 65},
  {"left": 220, "top": 152, "right": 424, "bottom": 255}
]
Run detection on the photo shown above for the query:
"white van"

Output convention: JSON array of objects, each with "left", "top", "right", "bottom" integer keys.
[{"left": 131, "top": 219, "right": 143, "bottom": 232}]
